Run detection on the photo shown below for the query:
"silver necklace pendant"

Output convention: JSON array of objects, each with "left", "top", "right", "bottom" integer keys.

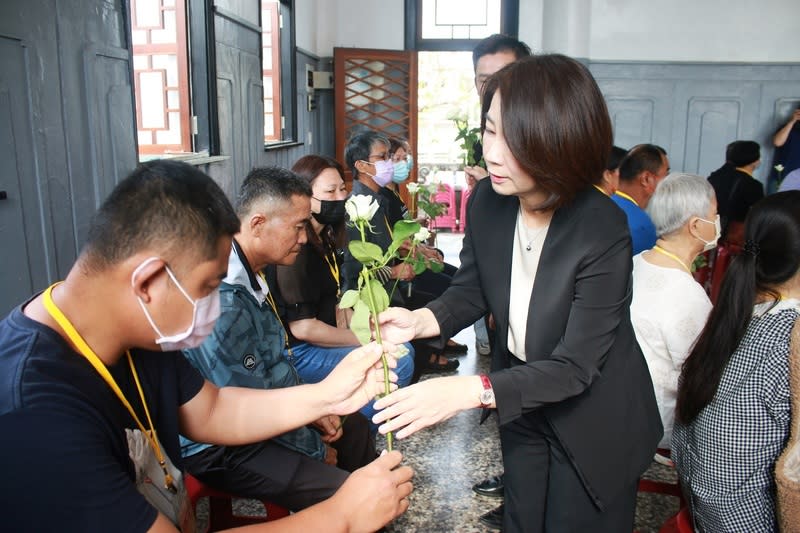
[{"left": 526, "top": 242, "right": 532, "bottom": 251}]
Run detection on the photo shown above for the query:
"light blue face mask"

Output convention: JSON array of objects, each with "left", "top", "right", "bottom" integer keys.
[
  {"left": 392, "top": 159, "right": 410, "bottom": 183},
  {"left": 406, "top": 155, "right": 414, "bottom": 172}
]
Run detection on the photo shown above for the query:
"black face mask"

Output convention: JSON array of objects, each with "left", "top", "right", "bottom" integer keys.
[{"left": 312, "top": 198, "right": 346, "bottom": 225}]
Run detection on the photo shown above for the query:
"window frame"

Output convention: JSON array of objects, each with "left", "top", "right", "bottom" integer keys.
[
  {"left": 404, "top": 0, "right": 519, "bottom": 52},
  {"left": 187, "top": 0, "right": 219, "bottom": 155},
  {"left": 262, "top": 0, "right": 298, "bottom": 149}
]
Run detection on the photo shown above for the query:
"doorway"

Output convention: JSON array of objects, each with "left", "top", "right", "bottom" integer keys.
[{"left": 417, "top": 51, "right": 479, "bottom": 230}]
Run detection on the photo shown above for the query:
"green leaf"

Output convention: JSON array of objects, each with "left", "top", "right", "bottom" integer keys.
[
  {"left": 429, "top": 260, "right": 445, "bottom": 273},
  {"left": 348, "top": 240, "right": 383, "bottom": 264},
  {"left": 350, "top": 300, "right": 372, "bottom": 345},
  {"left": 412, "top": 259, "right": 427, "bottom": 275},
  {"left": 392, "top": 220, "right": 421, "bottom": 244},
  {"left": 338, "top": 289, "right": 360, "bottom": 309},
  {"left": 367, "top": 279, "right": 390, "bottom": 313}
]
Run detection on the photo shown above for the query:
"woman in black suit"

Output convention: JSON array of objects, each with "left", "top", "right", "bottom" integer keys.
[{"left": 373, "top": 54, "right": 662, "bottom": 532}]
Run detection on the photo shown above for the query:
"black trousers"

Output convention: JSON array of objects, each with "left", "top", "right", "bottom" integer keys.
[
  {"left": 500, "top": 411, "right": 638, "bottom": 533},
  {"left": 183, "top": 414, "right": 375, "bottom": 511}
]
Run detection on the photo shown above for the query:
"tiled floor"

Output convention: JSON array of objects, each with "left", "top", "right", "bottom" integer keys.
[{"left": 218, "top": 231, "right": 681, "bottom": 532}]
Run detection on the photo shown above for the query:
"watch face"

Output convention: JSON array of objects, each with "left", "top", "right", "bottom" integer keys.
[{"left": 480, "top": 389, "right": 495, "bottom": 406}]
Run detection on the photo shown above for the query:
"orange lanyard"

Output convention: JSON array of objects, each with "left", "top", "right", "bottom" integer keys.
[
  {"left": 42, "top": 283, "right": 176, "bottom": 492},
  {"left": 258, "top": 273, "right": 293, "bottom": 357}
]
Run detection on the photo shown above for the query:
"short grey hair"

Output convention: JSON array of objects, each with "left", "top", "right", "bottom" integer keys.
[{"left": 646, "top": 173, "right": 715, "bottom": 237}]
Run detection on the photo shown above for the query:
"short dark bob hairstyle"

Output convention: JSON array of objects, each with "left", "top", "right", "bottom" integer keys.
[{"left": 481, "top": 54, "right": 612, "bottom": 210}]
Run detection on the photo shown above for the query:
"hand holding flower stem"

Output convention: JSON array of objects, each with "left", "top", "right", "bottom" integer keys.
[{"left": 341, "top": 195, "right": 433, "bottom": 450}]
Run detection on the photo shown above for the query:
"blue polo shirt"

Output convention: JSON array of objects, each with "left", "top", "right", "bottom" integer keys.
[{"left": 612, "top": 192, "right": 657, "bottom": 255}]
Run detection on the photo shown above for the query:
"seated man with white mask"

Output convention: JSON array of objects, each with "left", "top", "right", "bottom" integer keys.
[{"left": 0, "top": 160, "right": 412, "bottom": 532}]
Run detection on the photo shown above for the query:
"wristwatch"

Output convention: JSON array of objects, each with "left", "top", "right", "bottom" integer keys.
[{"left": 478, "top": 373, "right": 495, "bottom": 408}]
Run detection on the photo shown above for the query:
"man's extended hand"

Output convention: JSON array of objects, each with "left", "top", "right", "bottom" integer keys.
[
  {"left": 322, "top": 342, "right": 399, "bottom": 416},
  {"left": 324, "top": 444, "right": 338, "bottom": 466},
  {"left": 313, "top": 414, "right": 343, "bottom": 443},
  {"left": 327, "top": 450, "right": 414, "bottom": 532}
]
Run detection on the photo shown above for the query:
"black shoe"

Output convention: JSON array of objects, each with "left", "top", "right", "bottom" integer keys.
[
  {"left": 478, "top": 504, "right": 504, "bottom": 530},
  {"left": 444, "top": 340, "right": 468, "bottom": 355},
  {"left": 422, "top": 356, "right": 460, "bottom": 374},
  {"left": 472, "top": 474, "right": 504, "bottom": 498}
]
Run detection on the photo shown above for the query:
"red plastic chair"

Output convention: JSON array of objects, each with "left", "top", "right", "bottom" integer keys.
[
  {"left": 636, "top": 449, "right": 691, "bottom": 532},
  {"left": 709, "top": 242, "right": 738, "bottom": 304},
  {"left": 459, "top": 185, "right": 472, "bottom": 232},
  {"left": 637, "top": 449, "right": 684, "bottom": 503},
  {"left": 658, "top": 506, "right": 694, "bottom": 533},
  {"left": 185, "top": 474, "right": 290, "bottom": 532},
  {"left": 429, "top": 183, "right": 458, "bottom": 232}
]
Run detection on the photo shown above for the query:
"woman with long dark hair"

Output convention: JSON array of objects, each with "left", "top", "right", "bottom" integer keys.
[
  {"left": 673, "top": 191, "right": 800, "bottom": 531},
  {"left": 372, "top": 54, "right": 662, "bottom": 532}
]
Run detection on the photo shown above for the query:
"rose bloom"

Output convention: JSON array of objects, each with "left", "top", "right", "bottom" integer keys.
[
  {"left": 345, "top": 194, "right": 379, "bottom": 223},
  {"left": 413, "top": 227, "right": 431, "bottom": 242}
]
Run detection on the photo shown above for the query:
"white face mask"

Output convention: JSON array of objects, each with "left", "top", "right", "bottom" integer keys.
[
  {"left": 696, "top": 214, "right": 722, "bottom": 252},
  {"left": 132, "top": 257, "right": 221, "bottom": 352}
]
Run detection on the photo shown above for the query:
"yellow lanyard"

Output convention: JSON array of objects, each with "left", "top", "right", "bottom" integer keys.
[
  {"left": 42, "top": 283, "right": 176, "bottom": 492},
  {"left": 593, "top": 184, "right": 608, "bottom": 196},
  {"left": 323, "top": 249, "right": 341, "bottom": 299},
  {"left": 652, "top": 245, "right": 691, "bottom": 273},
  {"left": 258, "top": 273, "right": 293, "bottom": 357},
  {"left": 615, "top": 190, "right": 639, "bottom": 207},
  {"left": 384, "top": 215, "right": 393, "bottom": 237}
]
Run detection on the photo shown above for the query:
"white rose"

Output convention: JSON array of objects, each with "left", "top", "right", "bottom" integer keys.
[
  {"left": 345, "top": 194, "right": 379, "bottom": 223},
  {"left": 776, "top": 164, "right": 785, "bottom": 172},
  {"left": 406, "top": 182, "right": 420, "bottom": 194},
  {"left": 413, "top": 227, "right": 431, "bottom": 242}
]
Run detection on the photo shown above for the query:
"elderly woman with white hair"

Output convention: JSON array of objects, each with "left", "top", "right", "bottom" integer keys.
[{"left": 631, "top": 173, "right": 718, "bottom": 449}]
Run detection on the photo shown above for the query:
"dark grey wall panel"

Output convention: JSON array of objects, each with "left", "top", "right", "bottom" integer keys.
[
  {"left": 606, "top": 97, "right": 655, "bottom": 148},
  {"left": 207, "top": 16, "right": 332, "bottom": 191},
  {"left": 82, "top": 44, "right": 138, "bottom": 215},
  {"left": 317, "top": 57, "right": 336, "bottom": 159},
  {"left": 0, "top": 0, "right": 137, "bottom": 315},
  {"left": 591, "top": 62, "right": 800, "bottom": 185},
  {"left": 682, "top": 97, "right": 740, "bottom": 177},
  {"left": 0, "top": 36, "right": 55, "bottom": 313}
]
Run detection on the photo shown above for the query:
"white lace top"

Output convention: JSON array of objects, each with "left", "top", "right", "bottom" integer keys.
[{"left": 630, "top": 253, "right": 712, "bottom": 448}]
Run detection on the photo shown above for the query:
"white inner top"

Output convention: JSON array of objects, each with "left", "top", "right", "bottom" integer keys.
[{"left": 507, "top": 209, "right": 550, "bottom": 362}]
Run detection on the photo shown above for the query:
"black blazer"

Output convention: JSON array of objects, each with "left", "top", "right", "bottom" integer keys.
[{"left": 428, "top": 178, "right": 662, "bottom": 509}]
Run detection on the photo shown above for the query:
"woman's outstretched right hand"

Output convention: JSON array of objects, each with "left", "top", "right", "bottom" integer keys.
[
  {"left": 379, "top": 307, "right": 441, "bottom": 345},
  {"left": 377, "top": 307, "right": 418, "bottom": 344}
]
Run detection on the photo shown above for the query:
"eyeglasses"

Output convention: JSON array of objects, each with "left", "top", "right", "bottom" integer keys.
[{"left": 368, "top": 153, "right": 389, "bottom": 161}]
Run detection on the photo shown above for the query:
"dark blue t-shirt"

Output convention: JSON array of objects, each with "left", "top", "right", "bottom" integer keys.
[{"left": 0, "top": 304, "right": 205, "bottom": 532}]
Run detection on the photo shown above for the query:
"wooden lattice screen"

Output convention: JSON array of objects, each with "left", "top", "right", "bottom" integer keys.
[
  {"left": 130, "top": 0, "right": 192, "bottom": 154},
  {"left": 334, "top": 48, "right": 417, "bottom": 205},
  {"left": 262, "top": 0, "right": 282, "bottom": 142}
]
